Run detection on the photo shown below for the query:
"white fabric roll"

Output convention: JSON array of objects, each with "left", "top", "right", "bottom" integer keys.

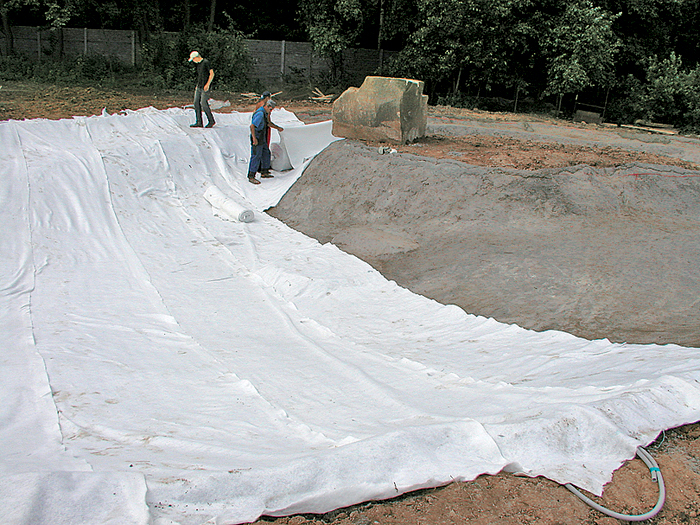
[{"left": 203, "top": 185, "right": 254, "bottom": 223}]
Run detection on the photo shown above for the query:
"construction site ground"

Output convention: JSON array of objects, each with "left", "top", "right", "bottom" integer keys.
[{"left": 2, "top": 81, "right": 700, "bottom": 525}]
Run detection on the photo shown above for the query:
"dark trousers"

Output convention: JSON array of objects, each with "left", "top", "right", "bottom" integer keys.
[
  {"left": 248, "top": 142, "right": 271, "bottom": 176},
  {"left": 193, "top": 87, "right": 214, "bottom": 125}
]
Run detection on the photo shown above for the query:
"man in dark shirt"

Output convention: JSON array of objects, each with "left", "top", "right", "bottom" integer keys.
[{"left": 188, "top": 51, "right": 215, "bottom": 128}]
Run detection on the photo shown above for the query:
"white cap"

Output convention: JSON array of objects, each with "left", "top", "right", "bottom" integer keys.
[{"left": 188, "top": 51, "right": 200, "bottom": 62}]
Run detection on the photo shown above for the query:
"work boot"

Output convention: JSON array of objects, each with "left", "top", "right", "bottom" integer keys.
[
  {"left": 260, "top": 170, "right": 274, "bottom": 178},
  {"left": 248, "top": 175, "right": 260, "bottom": 185},
  {"left": 205, "top": 121, "right": 215, "bottom": 128},
  {"left": 190, "top": 122, "right": 203, "bottom": 128}
]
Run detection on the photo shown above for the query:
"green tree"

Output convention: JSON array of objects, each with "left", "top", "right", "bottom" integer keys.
[
  {"left": 388, "top": 0, "right": 541, "bottom": 101},
  {"left": 631, "top": 53, "right": 700, "bottom": 131},
  {"left": 45, "top": 0, "right": 77, "bottom": 28},
  {"left": 0, "top": 0, "right": 38, "bottom": 54},
  {"left": 297, "top": 0, "right": 367, "bottom": 81},
  {"left": 374, "top": 0, "right": 417, "bottom": 49},
  {"left": 685, "top": 66, "right": 700, "bottom": 132},
  {"left": 395, "top": 0, "right": 470, "bottom": 87},
  {"left": 43, "top": 0, "right": 79, "bottom": 57},
  {"left": 542, "top": 0, "right": 620, "bottom": 110},
  {"left": 298, "top": 0, "right": 414, "bottom": 80},
  {"left": 298, "top": 0, "right": 365, "bottom": 56},
  {"left": 599, "top": 0, "right": 694, "bottom": 75},
  {"left": 643, "top": 52, "right": 686, "bottom": 123},
  {"left": 483, "top": 0, "right": 539, "bottom": 109},
  {"left": 140, "top": 18, "right": 249, "bottom": 91}
]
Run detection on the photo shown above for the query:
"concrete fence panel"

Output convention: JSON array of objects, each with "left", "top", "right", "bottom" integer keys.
[
  {"left": 2, "top": 26, "right": 395, "bottom": 87},
  {"left": 4, "top": 26, "right": 137, "bottom": 65}
]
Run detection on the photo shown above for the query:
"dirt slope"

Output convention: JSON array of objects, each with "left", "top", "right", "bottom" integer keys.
[{"left": 270, "top": 140, "right": 700, "bottom": 346}]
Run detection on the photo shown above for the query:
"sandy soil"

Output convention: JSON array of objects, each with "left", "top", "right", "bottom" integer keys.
[{"left": 3, "top": 81, "right": 700, "bottom": 524}]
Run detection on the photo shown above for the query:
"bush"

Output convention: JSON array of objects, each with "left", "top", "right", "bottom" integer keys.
[
  {"left": 1, "top": 53, "right": 131, "bottom": 85},
  {"left": 684, "top": 69, "right": 700, "bottom": 133},
  {"left": 641, "top": 53, "right": 686, "bottom": 124},
  {"left": 605, "top": 76, "right": 645, "bottom": 125},
  {"left": 139, "top": 33, "right": 186, "bottom": 89},
  {"left": 139, "top": 24, "right": 250, "bottom": 92},
  {"left": 609, "top": 53, "right": 700, "bottom": 133},
  {"left": 0, "top": 55, "right": 34, "bottom": 81},
  {"left": 433, "top": 90, "right": 556, "bottom": 116}
]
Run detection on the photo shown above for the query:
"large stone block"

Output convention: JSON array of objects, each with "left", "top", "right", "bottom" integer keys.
[{"left": 331, "top": 76, "right": 428, "bottom": 144}]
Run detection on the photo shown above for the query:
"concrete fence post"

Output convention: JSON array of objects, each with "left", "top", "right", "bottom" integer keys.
[{"left": 280, "top": 40, "right": 285, "bottom": 77}]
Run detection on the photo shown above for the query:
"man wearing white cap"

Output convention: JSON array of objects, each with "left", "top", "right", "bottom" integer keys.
[{"left": 188, "top": 50, "right": 215, "bottom": 128}]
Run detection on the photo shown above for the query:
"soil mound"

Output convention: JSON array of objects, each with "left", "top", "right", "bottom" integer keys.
[{"left": 269, "top": 140, "right": 700, "bottom": 346}]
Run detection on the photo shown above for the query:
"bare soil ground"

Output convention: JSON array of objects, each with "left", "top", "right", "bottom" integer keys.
[{"left": 3, "top": 81, "right": 699, "bottom": 525}]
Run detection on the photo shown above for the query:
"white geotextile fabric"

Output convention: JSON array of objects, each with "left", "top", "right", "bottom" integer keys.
[
  {"left": 203, "top": 185, "right": 254, "bottom": 223},
  {"left": 1, "top": 106, "right": 700, "bottom": 525}
]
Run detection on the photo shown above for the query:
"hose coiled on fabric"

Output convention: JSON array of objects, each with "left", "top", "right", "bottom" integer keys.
[{"left": 565, "top": 447, "right": 665, "bottom": 522}]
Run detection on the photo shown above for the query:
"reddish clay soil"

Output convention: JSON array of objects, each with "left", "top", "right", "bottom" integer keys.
[
  {"left": 391, "top": 132, "right": 700, "bottom": 171},
  {"left": 3, "top": 81, "right": 699, "bottom": 525}
]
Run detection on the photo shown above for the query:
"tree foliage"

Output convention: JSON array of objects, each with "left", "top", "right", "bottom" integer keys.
[
  {"left": 140, "top": 20, "right": 249, "bottom": 91},
  {"left": 0, "top": 0, "right": 38, "bottom": 54},
  {"left": 622, "top": 53, "right": 700, "bottom": 131},
  {"left": 298, "top": 0, "right": 365, "bottom": 57},
  {"left": 542, "top": 0, "right": 620, "bottom": 96},
  {"left": 388, "top": 0, "right": 537, "bottom": 98}
]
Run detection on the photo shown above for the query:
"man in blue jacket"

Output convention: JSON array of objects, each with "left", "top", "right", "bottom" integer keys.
[{"left": 247, "top": 99, "right": 283, "bottom": 184}]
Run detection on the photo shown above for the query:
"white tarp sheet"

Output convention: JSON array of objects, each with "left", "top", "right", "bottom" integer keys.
[{"left": 2, "top": 106, "right": 700, "bottom": 525}]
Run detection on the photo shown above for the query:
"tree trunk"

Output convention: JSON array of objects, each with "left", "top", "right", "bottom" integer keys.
[
  {"left": 377, "top": 0, "right": 383, "bottom": 50},
  {"left": 55, "top": 27, "right": 64, "bottom": 59},
  {"left": 377, "top": 0, "right": 383, "bottom": 73},
  {"left": 208, "top": 0, "right": 216, "bottom": 32},
  {"left": 453, "top": 67, "right": 462, "bottom": 96},
  {"left": 132, "top": 3, "right": 150, "bottom": 45},
  {"left": 602, "top": 86, "right": 611, "bottom": 121},
  {"left": 0, "top": 0, "right": 13, "bottom": 56},
  {"left": 184, "top": 0, "right": 191, "bottom": 32}
]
